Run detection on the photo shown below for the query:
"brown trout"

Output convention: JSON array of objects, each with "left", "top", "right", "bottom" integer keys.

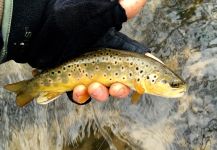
[{"left": 4, "top": 48, "right": 187, "bottom": 107}]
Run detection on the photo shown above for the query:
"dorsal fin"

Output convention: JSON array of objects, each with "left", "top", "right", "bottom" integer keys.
[{"left": 145, "top": 53, "right": 165, "bottom": 64}]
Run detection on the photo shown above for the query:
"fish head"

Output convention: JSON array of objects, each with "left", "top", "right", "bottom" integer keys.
[{"left": 141, "top": 68, "right": 187, "bottom": 98}]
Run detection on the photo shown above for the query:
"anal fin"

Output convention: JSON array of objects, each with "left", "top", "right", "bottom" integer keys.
[{"left": 36, "top": 92, "right": 62, "bottom": 105}]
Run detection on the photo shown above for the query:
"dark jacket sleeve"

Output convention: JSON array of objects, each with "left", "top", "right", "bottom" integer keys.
[{"left": 12, "top": 0, "right": 127, "bottom": 69}]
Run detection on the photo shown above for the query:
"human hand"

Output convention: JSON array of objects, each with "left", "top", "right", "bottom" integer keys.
[
  {"left": 119, "top": 0, "right": 147, "bottom": 19},
  {"left": 68, "top": 82, "right": 131, "bottom": 104}
]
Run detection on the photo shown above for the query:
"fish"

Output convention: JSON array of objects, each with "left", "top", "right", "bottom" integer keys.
[{"left": 4, "top": 48, "right": 187, "bottom": 107}]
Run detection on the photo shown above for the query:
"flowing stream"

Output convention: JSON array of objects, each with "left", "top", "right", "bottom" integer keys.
[{"left": 0, "top": 0, "right": 217, "bottom": 149}]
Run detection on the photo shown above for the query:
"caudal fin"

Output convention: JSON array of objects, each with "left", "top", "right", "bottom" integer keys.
[{"left": 4, "top": 80, "right": 35, "bottom": 107}]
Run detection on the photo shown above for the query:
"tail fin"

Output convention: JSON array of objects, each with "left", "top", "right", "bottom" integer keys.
[{"left": 4, "top": 80, "right": 35, "bottom": 107}]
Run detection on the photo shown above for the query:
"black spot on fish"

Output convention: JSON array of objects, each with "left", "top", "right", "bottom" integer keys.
[
  {"left": 63, "top": 67, "right": 66, "bottom": 70},
  {"left": 126, "top": 58, "right": 129, "bottom": 61},
  {"left": 129, "top": 73, "right": 132, "bottom": 76},
  {"left": 152, "top": 80, "right": 155, "bottom": 82},
  {"left": 104, "top": 74, "right": 107, "bottom": 77},
  {"left": 136, "top": 67, "right": 139, "bottom": 71},
  {"left": 110, "top": 78, "right": 112, "bottom": 81},
  {"left": 68, "top": 65, "right": 71, "bottom": 68},
  {"left": 137, "top": 78, "right": 140, "bottom": 82},
  {"left": 107, "top": 66, "right": 111, "bottom": 70},
  {"left": 114, "top": 61, "right": 118, "bottom": 64},
  {"left": 68, "top": 73, "right": 71, "bottom": 76},
  {"left": 51, "top": 72, "right": 55, "bottom": 75},
  {"left": 146, "top": 65, "right": 149, "bottom": 67},
  {"left": 147, "top": 76, "right": 150, "bottom": 79},
  {"left": 58, "top": 71, "right": 61, "bottom": 74},
  {"left": 77, "top": 64, "right": 79, "bottom": 67},
  {"left": 122, "top": 77, "right": 126, "bottom": 80},
  {"left": 84, "top": 64, "right": 87, "bottom": 66},
  {"left": 121, "top": 66, "right": 124, "bottom": 70},
  {"left": 85, "top": 74, "right": 88, "bottom": 77},
  {"left": 115, "top": 73, "right": 118, "bottom": 76},
  {"left": 130, "top": 62, "right": 133, "bottom": 66},
  {"left": 154, "top": 75, "right": 157, "bottom": 78},
  {"left": 140, "top": 70, "right": 143, "bottom": 73}
]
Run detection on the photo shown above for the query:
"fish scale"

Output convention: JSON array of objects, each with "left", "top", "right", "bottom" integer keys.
[{"left": 4, "top": 48, "right": 187, "bottom": 107}]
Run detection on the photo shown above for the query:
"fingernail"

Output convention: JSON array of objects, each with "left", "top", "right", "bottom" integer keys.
[
  {"left": 90, "top": 87, "right": 102, "bottom": 97},
  {"left": 116, "top": 88, "right": 125, "bottom": 98}
]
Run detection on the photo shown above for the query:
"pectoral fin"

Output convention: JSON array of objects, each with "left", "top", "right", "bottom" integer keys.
[
  {"left": 131, "top": 92, "right": 142, "bottom": 104},
  {"left": 36, "top": 92, "right": 62, "bottom": 105},
  {"left": 133, "top": 80, "right": 145, "bottom": 94},
  {"left": 132, "top": 81, "right": 145, "bottom": 104}
]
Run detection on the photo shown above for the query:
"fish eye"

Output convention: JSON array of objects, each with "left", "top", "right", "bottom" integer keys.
[{"left": 169, "top": 82, "right": 180, "bottom": 88}]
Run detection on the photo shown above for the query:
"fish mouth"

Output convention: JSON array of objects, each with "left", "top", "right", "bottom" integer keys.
[
  {"left": 172, "top": 91, "right": 186, "bottom": 98},
  {"left": 167, "top": 87, "right": 187, "bottom": 98},
  {"left": 151, "top": 90, "right": 186, "bottom": 98},
  {"left": 161, "top": 84, "right": 187, "bottom": 98}
]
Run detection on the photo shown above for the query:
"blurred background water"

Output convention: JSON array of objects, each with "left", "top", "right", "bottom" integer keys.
[{"left": 0, "top": 0, "right": 217, "bottom": 149}]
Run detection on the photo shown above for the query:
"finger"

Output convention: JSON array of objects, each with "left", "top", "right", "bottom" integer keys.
[
  {"left": 66, "top": 91, "right": 91, "bottom": 105},
  {"left": 72, "top": 85, "right": 90, "bottom": 104},
  {"left": 88, "top": 82, "right": 109, "bottom": 102},
  {"left": 109, "top": 83, "right": 130, "bottom": 99}
]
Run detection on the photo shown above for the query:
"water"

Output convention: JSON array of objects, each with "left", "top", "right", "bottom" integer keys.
[{"left": 0, "top": 0, "right": 217, "bottom": 149}]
